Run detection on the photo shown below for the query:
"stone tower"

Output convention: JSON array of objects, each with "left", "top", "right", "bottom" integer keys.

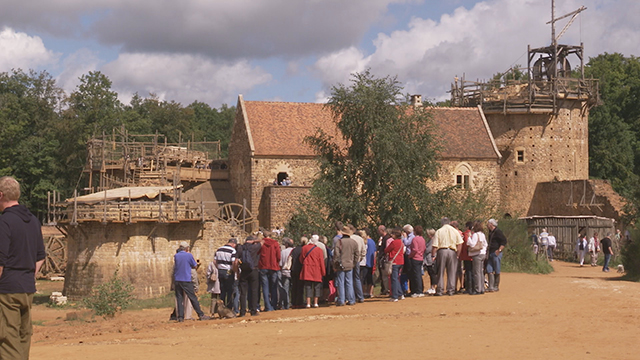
[{"left": 451, "top": 4, "right": 598, "bottom": 216}]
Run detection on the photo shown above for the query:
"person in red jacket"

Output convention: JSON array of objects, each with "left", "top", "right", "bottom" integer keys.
[
  {"left": 258, "top": 231, "right": 281, "bottom": 311},
  {"left": 300, "top": 241, "right": 325, "bottom": 308}
]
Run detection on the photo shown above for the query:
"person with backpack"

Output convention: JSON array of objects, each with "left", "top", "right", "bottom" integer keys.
[
  {"left": 278, "top": 238, "right": 294, "bottom": 310},
  {"left": 237, "top": 236, "right": 261, "bottom": 316}
]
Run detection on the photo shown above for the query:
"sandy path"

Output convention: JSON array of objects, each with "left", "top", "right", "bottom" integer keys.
[{"left": 30, "top": 261, "right": 640, "bottom": 360}]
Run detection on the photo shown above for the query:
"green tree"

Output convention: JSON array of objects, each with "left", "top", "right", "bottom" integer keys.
[
  {"left": 0, "top": 69, "right": 66, "bottom": 218},
  {"left": 301, "top": 70, "right": 441, "bottom": 229},
  {"left": 187, "top": 101, "right": 235, "bottom": 157},
  {"left": 585, "top": 53, "right": 640, "bottom": 205}
]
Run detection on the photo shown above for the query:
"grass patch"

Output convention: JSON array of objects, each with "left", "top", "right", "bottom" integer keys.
[
  {"left": 500, "top": 219, "right": 554, "bottom": 274},
  {"left": 127, "top": 293, "right": 176, "bottom": 310}
]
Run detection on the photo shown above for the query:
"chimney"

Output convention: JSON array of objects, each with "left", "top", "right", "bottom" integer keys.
[{"left": 411, "top": 94, "right": 422, "bottom": 107}]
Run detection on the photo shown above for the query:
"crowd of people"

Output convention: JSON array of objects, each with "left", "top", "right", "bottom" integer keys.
[
  {"left": 172, "top": 217, "right": 509, "bottom": 321},
  {"left": 530, "top": 228, "right": 615, "bottom": 272}
]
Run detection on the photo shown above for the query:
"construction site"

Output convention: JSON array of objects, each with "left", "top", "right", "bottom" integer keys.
[{"left": 46, "top": 131, "right": 256, "bottom": 299}]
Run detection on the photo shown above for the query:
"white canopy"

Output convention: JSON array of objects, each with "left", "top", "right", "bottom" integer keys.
[{"left": 66, "top": 185, "right": 181, "bottom": 204}]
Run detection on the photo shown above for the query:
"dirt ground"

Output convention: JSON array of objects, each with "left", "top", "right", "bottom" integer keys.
[{"left": 30, "top": 261, "right": 639, "bottom": 360}]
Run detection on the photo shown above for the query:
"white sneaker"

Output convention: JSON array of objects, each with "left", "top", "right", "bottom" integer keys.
[
  {"left": 411, "top": 293, "right": 420, "bottom": 298},
  {"left": 389, "top": 298, "right": 398, "bottom": 302},
  {"left": 400, "top": 295, "right": 405, "bottom": 300},
  {"left": 417, "top": 293, "right": 425, "bottom": 297}
]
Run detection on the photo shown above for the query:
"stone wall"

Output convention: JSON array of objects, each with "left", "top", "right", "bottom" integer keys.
[
  {"left": 251, "top": 157, "right": 319, "bottom": 228},
  {"left": 228, "top": 100, "right": 253, "bottom": 224},
  {"left": 485, "top": 103, "right": 589, "bottom": 216},
  {"left": 63, "top": 221, "right": 246, "bottom": 299},
  {"left": 428, "top": 159, "right": 501, "bottom": 197},
  {"left": 261, "top": 185, "right": 312, "bottom": 229},
  {"left": 528, "top": 179, "right": 626, "bottom": 220}
]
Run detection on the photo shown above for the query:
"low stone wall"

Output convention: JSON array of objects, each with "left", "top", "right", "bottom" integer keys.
[{"left": 63, "top": 220, "right": 246, "bottom": 299}]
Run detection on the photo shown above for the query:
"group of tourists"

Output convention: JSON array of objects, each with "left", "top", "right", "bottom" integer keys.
[
  {"left": 530, "top": 228, "right": 615, "bottom": 272},
  {"left": 172, "top": 217, "right": 509, "bottom": 321}
]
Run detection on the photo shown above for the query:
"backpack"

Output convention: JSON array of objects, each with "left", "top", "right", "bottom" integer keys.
[{"left": 240, "top": 244, "right": 257, "bottom": 271}]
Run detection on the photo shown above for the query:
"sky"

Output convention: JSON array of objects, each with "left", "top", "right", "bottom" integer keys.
[{"left": 1, "top": 0, "right": 639, "bottom": 108}]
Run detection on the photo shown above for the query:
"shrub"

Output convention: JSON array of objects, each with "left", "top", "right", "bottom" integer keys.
[
  {"left": 621, "top": 227, "right": 640, "bottom": 280},
  {"left": 500, "top": 218, "right": 554, "bottom": 274},
  {"left": 83, "top": 267, "right": 135, "bottom": 317}
]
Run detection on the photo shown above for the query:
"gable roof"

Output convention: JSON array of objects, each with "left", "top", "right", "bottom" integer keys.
[{"left": 238, "top": 97, "right": 500, "bottom": 160}]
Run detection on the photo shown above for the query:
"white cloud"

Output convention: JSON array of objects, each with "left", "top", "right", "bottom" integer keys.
[
  {"left": 0, "top": 27, "right": 59, "bottom": 72},
  {"left": 56, "top": 48, "right": 101, "bottom": 95},
  {"left": 102, "top": 53, "right": 272, "bottom": 106},
  {"left": 311, "top": 0, "right": 640, "bottom": 101},
  {"left": 0, "top": 0, "right": 409, "bottom": 59}
]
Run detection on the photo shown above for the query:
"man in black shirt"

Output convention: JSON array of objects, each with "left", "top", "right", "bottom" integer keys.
[
  {"left": 487, "top": 219, "right": 507, "bottom": 292},
  {"left": 0, "top": 176, "right": 46, "bottom": 359},
  {"left": 600, "top": 234, "right": 614, "bottom": 272}
]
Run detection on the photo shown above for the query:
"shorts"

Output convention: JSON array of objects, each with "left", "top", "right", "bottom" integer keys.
[
  {"left": 360, "top": 266, "right": 373, "bottom": 285},
  {"left": 304, "top": 281, "right": 322, "bottom": 298}
]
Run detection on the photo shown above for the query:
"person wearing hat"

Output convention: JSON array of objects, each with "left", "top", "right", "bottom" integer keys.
[
  {"left": 332, "top": 225, "right": 359, "bottom": 306},
  {"left": 174, "top": 241, "right": 209, "bottom": 321}
]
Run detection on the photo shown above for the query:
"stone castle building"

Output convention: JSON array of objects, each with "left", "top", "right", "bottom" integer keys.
[{"left": 228, "top": 96, "right": 505, "bottom": 230}]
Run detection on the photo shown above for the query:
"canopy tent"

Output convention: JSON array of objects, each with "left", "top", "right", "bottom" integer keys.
[{"left": 66, "top": 186, "right": 182, "bottom": 204}]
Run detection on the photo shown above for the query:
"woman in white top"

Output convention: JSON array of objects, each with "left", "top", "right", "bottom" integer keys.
[{"left": 467, "top": 221, "right": 488, "bottom": 295}]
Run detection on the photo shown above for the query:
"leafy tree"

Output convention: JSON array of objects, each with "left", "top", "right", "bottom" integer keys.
[
  {"left": 0, "top": 69, "right": 66, "bottom": 218},
  {"left": 301, "top": 70, "right": 441, "bottom": 229},
  {"left": 187, "top": 101, "right": 235, "bottom": 157},
  {"left": 585, "top": 53, "right": 640, "bottom": 206}
]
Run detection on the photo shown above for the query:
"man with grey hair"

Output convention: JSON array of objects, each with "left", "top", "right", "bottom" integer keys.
[
  {"left": 431, "top": 218, "right": 463, "bottom": 296},
  {"left": 486, "top": 219, "right": 507, "bottom": 292},
  {"left": 0, "top": 176, "right": 46, "bottom": 359}
]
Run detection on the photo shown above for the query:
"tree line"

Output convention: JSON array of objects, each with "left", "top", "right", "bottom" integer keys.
[{"left": 0, "top": 69, "right": 234, "bottom": 220}]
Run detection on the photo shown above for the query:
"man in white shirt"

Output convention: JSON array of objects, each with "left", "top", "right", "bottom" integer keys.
[{"left": 547, "top": 232, "right": 556, "bottom": 261}]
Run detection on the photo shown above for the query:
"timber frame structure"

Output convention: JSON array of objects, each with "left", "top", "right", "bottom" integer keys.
[{"left": 450, "top": 1, "right": 599, "bottom": 114}]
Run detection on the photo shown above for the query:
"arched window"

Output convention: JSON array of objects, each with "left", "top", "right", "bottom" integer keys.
[{"left": 454, "top": 163, "right": 473, "bottom": 190}]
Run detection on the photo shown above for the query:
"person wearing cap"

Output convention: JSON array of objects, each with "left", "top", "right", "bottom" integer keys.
[
  {"left": 215, "top": 239, "right": 238, "bottom": 309},
  {"left": 333, "top": 225, "right": 359, "bottom": 306},
  {"left": 174, "top": 241, "right": 209, "bottom": 321},
  {"left": 486, "top": 219, "right": 507, "bottom": 292},
  {"left": 431, "top": 217, "right": 463, "bottom": 296}
]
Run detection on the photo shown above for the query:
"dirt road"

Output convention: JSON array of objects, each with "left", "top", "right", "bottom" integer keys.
[{"left": 30, "top": 261, "right": 639, "bottom": 359}]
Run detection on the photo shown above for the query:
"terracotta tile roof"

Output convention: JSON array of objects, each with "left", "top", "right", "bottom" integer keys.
[
  {"left": 243, "top": 101, "right": 341, "bottom": 157},
  {"left": 241, "top": 100, "right": 498, "bottom": 160},
  {"left": 428, "top": 107, "right": 499, "bottom": 159}
]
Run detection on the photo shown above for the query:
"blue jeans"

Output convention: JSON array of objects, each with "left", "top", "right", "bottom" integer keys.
[
  {"left": 603, "top": 253, "right": 612, "bottom": 271},
  {"left": 390, "top": 265, "right": 403, "bottom": 299},
  {"left": 334, "top": 269, "right": 355, "bottom": 305},
  {"left": 486, "top": 252, "right": 502, "bottom": 274},
  {"left": 278, "top": 272, "right": 291, "bottom": 309},
  {"left": 353, "top": 264, "right": 364, "bottom": 301},
  {"left": 259, "top": 269, "right": 278, "bottom": 311},
  {"left": 232, "top": 279, "right": 239, "bottom": 313}
]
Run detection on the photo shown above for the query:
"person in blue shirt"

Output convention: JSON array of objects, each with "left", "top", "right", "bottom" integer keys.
[
  {"left": 174, "top": 241, "right": 209, "bottom": 321},
  {"left": 362, "top": 229, "right": 377, "bottom": 298}
]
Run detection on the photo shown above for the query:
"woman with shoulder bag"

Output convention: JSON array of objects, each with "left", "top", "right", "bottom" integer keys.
[
  {"left": 467, "top": 221, "right": 487, "bottom": 295},
  {"left": 384, "top": 228, "right": 405, "bottom": 302}
]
